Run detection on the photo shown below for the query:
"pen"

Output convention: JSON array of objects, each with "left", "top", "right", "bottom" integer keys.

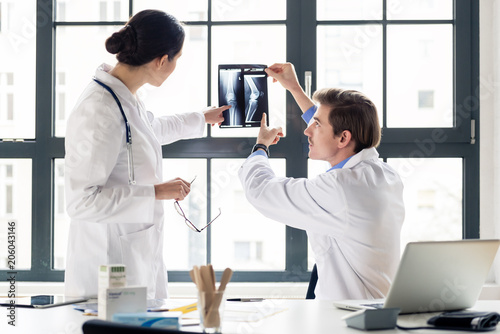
[
  {"left": 148, "top": 302, "right": 198, "bottom": 314},
  {"left": 226, "top": 298, "right": 265, "bottom": 302}
]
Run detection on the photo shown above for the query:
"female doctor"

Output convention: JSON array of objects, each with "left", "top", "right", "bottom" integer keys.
[{"left": 64, "top": 10, "right": 228, "bottom": 299}]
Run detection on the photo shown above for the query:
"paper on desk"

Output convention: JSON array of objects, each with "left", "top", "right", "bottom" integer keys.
[
  {"left": 183, "top": 300, "right": 288, "bottom": 323},
  {"left": 74, "top": 298, "right": 288, "bottom": 323}
]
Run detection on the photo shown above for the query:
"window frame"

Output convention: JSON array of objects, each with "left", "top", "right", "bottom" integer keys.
[{"left": 0, "top": 0, "right": 479, "bottom": 282}]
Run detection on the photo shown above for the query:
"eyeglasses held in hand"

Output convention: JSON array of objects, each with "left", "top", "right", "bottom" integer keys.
[{"left": 174, "top": 176, "right": 221, "bottom": 232}]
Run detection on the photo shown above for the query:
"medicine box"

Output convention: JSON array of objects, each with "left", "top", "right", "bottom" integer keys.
[
  {"left": 98, "top": 286, "right": 147, "bottom": 320},
  {"left": 98, "top": 264, "right": 126, "bottom": 290},
  {"left": 112, "top": 311, "right": 182, "bottom": 329}
]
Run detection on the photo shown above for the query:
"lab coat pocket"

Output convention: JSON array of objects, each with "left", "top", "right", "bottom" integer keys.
[{"left": 119, "top": 225, "right": 159, "bottom": 287}]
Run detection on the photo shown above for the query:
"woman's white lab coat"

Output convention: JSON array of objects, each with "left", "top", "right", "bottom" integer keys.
[
  {"left": 64, "top": 64, "right": 205, "bottom": 299},
  {"left": 239, "top": 148, "right": 405, "bottom": 300}
]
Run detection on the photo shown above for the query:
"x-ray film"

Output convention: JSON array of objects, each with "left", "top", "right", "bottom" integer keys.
[{"left": 218, "top": 64, "right": 268, "bottom": 128}]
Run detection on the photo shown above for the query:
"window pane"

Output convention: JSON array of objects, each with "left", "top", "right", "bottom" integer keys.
[
  {"left": 0, "top": 159, "right": 32, "bottom": 270},
  {"left": 387, "top": 0, "right": 452, "bottom": 20},
  {"left": 54, "top": 159, "right": 70, "bottom": 270},
  {"left": 212, "top": 0, "right": 285, "bottom": 21},
  {"left": 163, "top": 159, "right": 207, "bottom": 270},
  {"left": 317, "top": 25, "right": 383, "bottom": 126},
  {"left": 55, "top": 25, "right": 207, "bottom": 137},
  {"left": 134, "top": 0, "right": 208, "bottom": 21},
  {"left": 210, "top": 159, "right": 286, "bottom": 270},
  {"left": 307, "top": 159, "right": 331, "bottom": 179},
  {"left": 317, "top": 0, "right": 382, "bottom": 20},
  {"left": 0, "top": 1, "right": 36, "bottom": 139},
  {"left": 55, "top": 25, "right": 121, "bottom": 137},
  {"left": 55, "top": 0, "right": 129, "bottom": 22},
  {"left": 140, "top": 26, "right": 208, "bottom": 122},
  {"left": 211, "top": 25, "right": 286, "bottom": 138},
  {"left": 387, "top": 25, "right": 452, "bottom": 128},
  {"left": 387, "top": 158, "right": 462, "bottom": 252}
]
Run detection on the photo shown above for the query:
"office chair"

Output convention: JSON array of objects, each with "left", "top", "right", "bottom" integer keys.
[
  {"left": 82, "top": 319, "right": 198, "bottom": 334},
  {"left": 305, "top": 264, "right": 318, "bottom": 299}
]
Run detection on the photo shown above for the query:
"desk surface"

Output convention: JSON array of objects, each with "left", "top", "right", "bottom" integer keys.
[{"left": 2, "top": 299, "right": 500, "bottom": 334}]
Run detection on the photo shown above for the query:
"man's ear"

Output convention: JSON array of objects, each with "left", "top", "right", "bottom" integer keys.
[{"left": 338, "top": 130, "right": 352, "bottom": 148}]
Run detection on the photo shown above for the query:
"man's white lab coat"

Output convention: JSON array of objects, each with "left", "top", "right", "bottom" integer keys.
[
  {"left": 64, "top": 64, "right": 205, "bottom": 298},
  {"left": 239, "top": 147, "right": 405, "bottom": 300}
]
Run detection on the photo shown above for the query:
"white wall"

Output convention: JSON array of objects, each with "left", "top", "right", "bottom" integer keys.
[{"left": 480, "top": 0, "right": 500, "bottom": 287}]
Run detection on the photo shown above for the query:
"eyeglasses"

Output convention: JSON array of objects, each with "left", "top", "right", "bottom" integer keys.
[{"left": 174, "top": 177, "right": 221, "bottom": 232}]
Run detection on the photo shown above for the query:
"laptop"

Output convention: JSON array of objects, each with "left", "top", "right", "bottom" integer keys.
[{"left": 333, "top": 239, "right": 500, "bottom": 314}]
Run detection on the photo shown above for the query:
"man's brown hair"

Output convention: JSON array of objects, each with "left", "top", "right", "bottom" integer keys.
[{"left": 312, "top": 88, "right": 381, "bottom": 153}]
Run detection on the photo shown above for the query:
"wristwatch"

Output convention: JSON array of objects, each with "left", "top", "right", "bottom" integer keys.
[{"left": 252, "top": 143, "right": 270, "bottom": 157}]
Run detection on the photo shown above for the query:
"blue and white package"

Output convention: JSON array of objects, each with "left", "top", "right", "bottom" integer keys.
[{"left": 112, "top": 311, "right": 182, "bottom": 329}]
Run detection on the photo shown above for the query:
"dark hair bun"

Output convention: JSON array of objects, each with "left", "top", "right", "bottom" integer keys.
[
  {"left": 105, "top": 25, "right": 137, "bottom": 56},
  {"left": 105, "top": 10, "right": 185, "bottom": 66},
  {"left": 105, "top": 32, "right": 124, "bottom": 54}
]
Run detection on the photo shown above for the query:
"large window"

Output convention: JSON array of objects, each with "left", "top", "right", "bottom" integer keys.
[
  {"left": 312, "top": 0, "right": 476, "bottom": 255},
  {"left": 0, "top": 0, "right": 479, "bottom": 283}
]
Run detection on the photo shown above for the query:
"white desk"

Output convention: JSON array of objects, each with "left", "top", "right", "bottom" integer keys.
[{"left": 2, "top": 299, "right": 500, "bottom": 334}]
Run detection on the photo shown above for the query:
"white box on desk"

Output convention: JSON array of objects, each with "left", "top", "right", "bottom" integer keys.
[{"left": 98, "top": 286, "right": 147, "bottom": 320}]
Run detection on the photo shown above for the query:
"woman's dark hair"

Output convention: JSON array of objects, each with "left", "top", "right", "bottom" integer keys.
[
  {"left": 105, "top": 10, "right": 185, "bottom": 66},
  {"left": 313, "top": 88, "right": 381, "bottom": 153}
]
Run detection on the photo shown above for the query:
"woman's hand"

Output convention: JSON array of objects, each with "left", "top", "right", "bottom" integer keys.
[
  {"left": 202, "top": 105, "right": 229, "bottom": 126},
  {"left": 154, "top": 177, "right": 192, "bottom": 200}
]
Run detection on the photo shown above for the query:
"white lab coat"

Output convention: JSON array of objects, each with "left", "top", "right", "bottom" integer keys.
[
  {"left": 64, "top": 64, "right": 205, "bottom": 299},
  {"left": 239, "top": 147, "right": 405, "bottom": 301}
]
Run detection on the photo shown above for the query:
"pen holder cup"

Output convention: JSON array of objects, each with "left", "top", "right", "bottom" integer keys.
[{"left": 198, "top": 291, "right": 226, "bottom": 333}]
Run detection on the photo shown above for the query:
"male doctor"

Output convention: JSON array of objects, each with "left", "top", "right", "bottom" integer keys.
[{"left": 238, "top": 63, "right": 405, "bottom": 300}]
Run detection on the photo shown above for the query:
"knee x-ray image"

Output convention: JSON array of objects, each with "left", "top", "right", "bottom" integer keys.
[{"left": 218, "top": 64, "right": 268, "bottom": 128}]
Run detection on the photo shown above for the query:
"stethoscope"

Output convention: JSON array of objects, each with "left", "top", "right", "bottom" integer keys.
[{"left": 93, "top": 78, "right": 136, "bottom": 185}]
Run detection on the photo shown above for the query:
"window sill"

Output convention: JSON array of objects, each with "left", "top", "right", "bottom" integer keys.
[{"left": 167, "top": 282, "right": 309, "bottom": 299}]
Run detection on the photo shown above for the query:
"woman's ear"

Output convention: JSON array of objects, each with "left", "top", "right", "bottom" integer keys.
[{"left": 157, "top": 55, "right": 169, "bottom": 68}]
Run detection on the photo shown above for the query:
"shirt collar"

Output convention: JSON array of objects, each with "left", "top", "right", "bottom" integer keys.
[{"left": 326, "top": 156, "right": 352, "bottom": 172}]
